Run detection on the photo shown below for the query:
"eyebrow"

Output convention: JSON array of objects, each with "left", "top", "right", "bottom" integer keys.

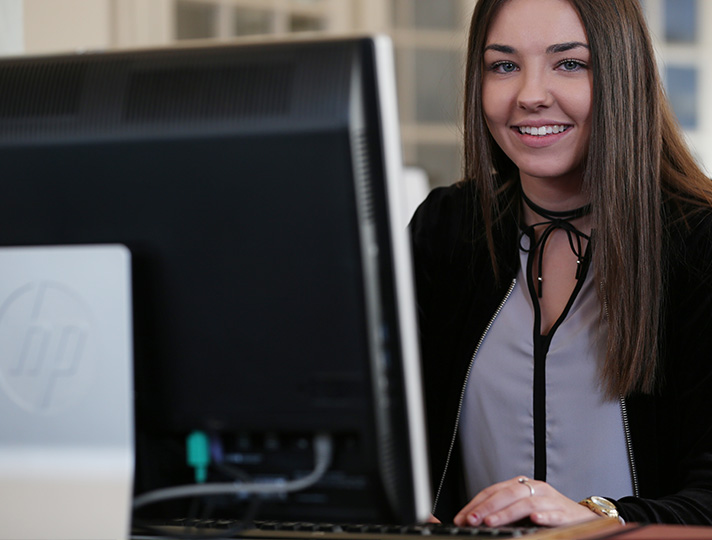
[
  {"left": 547, "top": 41, "right": 589, "bottom": 54},
  {"left": 484, "top": 41, "right": 590, "bottom": 54}
]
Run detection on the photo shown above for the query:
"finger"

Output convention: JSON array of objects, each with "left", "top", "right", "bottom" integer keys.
[
  {"left": 454, "top": 485, "right": 508, "bottom": 526},
  {"left": 456, "top": 479, "right": 538, "bottom": 526},
  {"left": 479, "top": 496, "right": 542, "bottom": 528},
  {"left": 453, "top": 484, "right": 504, "bottom": 526},
  {"left": 453, "top": 476, "right": 533, "bottom": 526}
]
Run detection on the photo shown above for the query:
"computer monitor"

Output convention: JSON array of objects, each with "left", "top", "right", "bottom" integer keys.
[{"left": 0, "top": 35, "right": 431, "bottom": 527}]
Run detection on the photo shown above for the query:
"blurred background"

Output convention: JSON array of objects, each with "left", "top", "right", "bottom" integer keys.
[{"left": 1, "top": 0, "right": 709, "bottom": 195}]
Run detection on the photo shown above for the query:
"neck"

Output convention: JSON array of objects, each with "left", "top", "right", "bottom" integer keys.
[
  {"left": 519, "top": 176, "right": 590, "bottom": 232},
  {"left": 519, "top": 171, "right": 588, "bottom": 208}
]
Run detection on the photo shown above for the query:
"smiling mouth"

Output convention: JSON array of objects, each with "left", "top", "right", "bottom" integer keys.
[{"left": 516, "top": 125, "right": 571, "bottom": 136}]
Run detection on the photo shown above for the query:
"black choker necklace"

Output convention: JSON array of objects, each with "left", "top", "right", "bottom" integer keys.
[
  {"left": 521, "top": 190, "right": 591, "bottom": 222},
  {"left": 520, "top": 190, "right": 591, "bottom": 297}
]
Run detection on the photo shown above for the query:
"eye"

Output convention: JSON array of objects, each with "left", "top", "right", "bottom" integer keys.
[
  {"left": 490, "top": 61, "right": 518, "bottom": 74},
  {"left": 557, "top": 59, "right": 587, "bottom": 72}
]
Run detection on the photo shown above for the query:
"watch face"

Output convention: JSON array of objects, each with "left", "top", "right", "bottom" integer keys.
[
  {"left": 587, "top": 496, "right": 619, "bottom": 519},
  {"left": 591, "top": 496, "right": 617, "bottom": 511}
]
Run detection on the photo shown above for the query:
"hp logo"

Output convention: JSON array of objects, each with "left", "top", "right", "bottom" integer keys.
[{"left": 0, "top": 281, "right": 95, "bottom": 415}]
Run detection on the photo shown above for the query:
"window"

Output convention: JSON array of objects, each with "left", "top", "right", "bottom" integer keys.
[
  {"left": 176, "top": 1, "right": 217, "bottom": 40},
  {"left": 392, "top": 0, "right": 461, "bottom": 30},
  {"left": 233, "top": 9, "right": 273, "bottom": 37},
  {"left": 665, "top": 65, "right": 698, "bottom": 129},
  {"left": 664, "top": 0, "right": 697, "bottom": 43}
]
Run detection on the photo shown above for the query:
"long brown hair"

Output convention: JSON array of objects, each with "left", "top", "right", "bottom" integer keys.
[{"left": 463, "top": 0, "right": 712, "bottom": 397}]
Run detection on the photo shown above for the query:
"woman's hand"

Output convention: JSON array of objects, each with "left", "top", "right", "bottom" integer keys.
[{"left": 453, "top": 476, "right": 599, "bottom": 528}]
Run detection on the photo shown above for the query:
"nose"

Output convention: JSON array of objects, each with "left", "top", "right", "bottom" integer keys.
[{"left": 516, "top": 71, "right": 553, "bottom": 110}]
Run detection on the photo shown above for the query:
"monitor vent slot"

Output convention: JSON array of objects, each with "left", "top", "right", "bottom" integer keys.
[
  {"left": 0, "top": 62, "right": 86, "bottom": 118},
  {"left": 124, "top": 64, "right": 294, "bottom": 122},
  {"left": 354, "top": 129, "right": 376, "bottom": 223}
]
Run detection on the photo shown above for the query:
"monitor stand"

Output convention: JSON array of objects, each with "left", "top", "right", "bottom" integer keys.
[{"left": 0, "top": 245, "right": 134, "bottom": 540}]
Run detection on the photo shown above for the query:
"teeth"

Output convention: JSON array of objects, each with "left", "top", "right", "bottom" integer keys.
[{"left": 518, "top": 125, "right": 568, "bottom": 136}]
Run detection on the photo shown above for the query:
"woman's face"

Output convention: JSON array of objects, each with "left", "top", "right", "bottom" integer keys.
[{"left": 482, "top": 0, "right": 593, "bottom": 192}]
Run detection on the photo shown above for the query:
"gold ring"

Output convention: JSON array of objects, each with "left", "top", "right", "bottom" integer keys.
[{"left": 518, "top": 477, "right": 535, "bottom": 497}]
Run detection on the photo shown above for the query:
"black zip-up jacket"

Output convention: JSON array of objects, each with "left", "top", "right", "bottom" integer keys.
[{"left": 410, "top": 182, "right": 712, "bottom": 524}]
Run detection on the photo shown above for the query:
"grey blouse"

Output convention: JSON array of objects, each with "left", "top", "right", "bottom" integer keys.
[{"left": 459, "top": 237, "right": 633, "bottom": 503}]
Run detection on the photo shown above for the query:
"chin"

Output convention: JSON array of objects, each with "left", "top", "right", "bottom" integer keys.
[{"left": 515, "top": 161, "right": 584, "bottom": 184}]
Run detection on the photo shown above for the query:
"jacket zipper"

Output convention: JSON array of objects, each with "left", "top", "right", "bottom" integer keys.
[
  {"left": 619, "top": 395, "right": 640, "bottom": 497},
  {"left": 431, "top": 278, "right": 517, "bottom": 514},
  {"left": 600, "top": 282, "right": 639, "bottom": 497}
]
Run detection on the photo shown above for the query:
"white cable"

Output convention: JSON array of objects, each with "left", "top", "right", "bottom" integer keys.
[{"left": 132, "top": 433, "right": 333, "bottom": 511}]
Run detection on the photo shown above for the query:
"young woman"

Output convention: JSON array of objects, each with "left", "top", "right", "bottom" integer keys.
[{"left": 410, "top": 0, "right": 712, "bottom": 527}]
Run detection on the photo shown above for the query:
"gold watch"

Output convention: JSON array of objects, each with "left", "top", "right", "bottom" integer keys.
[{"left": 578, "top": 496, "right": 624, "bottom": 523}]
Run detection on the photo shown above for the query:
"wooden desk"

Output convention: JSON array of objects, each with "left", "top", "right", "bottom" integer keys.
[
  {"left": 516, "top": 519, "right": 712, "bottom": 540},
  {"left": 603, "top": 524, "right": 712, "bottom": 539}
]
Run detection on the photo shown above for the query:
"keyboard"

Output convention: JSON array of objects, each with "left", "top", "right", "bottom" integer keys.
[
  {"left": 133, "top": 518, "right": 537, "bottom": 538},
  {"left": 131, "top": 516, "right": 624, "bottom": 540},
  {"left": 260, "top": 521, "right": 542, "bottom": 537}
]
